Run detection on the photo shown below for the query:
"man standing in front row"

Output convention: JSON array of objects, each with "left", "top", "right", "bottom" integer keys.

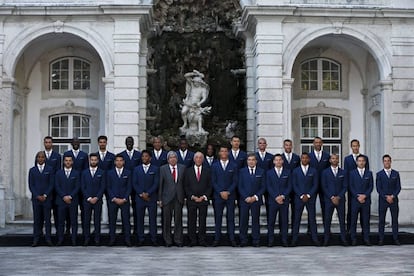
[
  {"left": 29, "top": 151, "right": 55, "bottom": 247},
  {"left": 158, "top": 151, "right": 186, "bottom": 247},
  {"left": 349, "top": 155, "right": 373, "bottom": 246},
  {"left": 184, "top": 152, "right": 212, "bottom": 247},
  {"left": 266, "top": 154, "right": 291, "bottom": 247},
  {"left": 133, "top": 150, "right": 159, "bottom": 246},
  {"left": 106, "top": 154, "right": 132, "bottom": 247},
  {"left": 376, "top": 154, "right": 401, "bottom": 246},
  {"left": 291, "top": 153, "right": 320, "bottom": 246},
  {"left": 238, "top": 153, "right": 266, "bottom": 247},
  {"left": 321, "top": 154, "right": 348, "bottom": 246},
  {"left": 211, "top": 145, "right": 238, "bottom": 247},
  {"left": 81, "top": 153, "right": 106, "bottom": 246},
  {"left": 55, "top": 156, "right": 80, "bottom": 246}
]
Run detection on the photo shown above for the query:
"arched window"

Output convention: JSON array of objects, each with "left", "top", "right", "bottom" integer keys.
[
  {"left": 300, "top": 58, "right": 341, "bottom": 91},
  {"left": 50, "top": 57, "right": 91, "bottom": 91},
  {"left": 49, "top": 114, "right": 91, "bottom": 154},
  {"left": 301, "top": 114, "right": 342, "bottom": 159}
]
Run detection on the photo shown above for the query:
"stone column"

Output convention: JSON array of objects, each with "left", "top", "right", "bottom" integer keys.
[
  {"left": 138, "top": 37, "right": 148, "bottom": 150},
  {"left": 282, "top": 78, "right": 294, "bottom": 143},
  {"left": 244, "top": 35, "right": 256, "bottom": 151},
  {"left": 253, "top": 19, "right": 284, "bottom": 153}
]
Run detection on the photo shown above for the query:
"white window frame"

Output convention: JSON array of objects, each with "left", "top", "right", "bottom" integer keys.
[
  {"left": 300, "top": 58, "right": 341, "bottom": 92},
  {"left": 50, "top": 57, "right": 91, "bottom": 92}
]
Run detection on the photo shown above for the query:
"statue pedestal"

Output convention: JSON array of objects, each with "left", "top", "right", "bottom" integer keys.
[{"left": 180, "top": 128, "right": 208, "bottom": 148}]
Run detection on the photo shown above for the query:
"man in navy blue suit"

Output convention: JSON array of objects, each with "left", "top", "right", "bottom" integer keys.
[
  {"left": 63, "top": 137, "right": 89, "bottom": 235},
  {"left": 81, "top": 153, "right": 106, "bottom": 246},
  {"left": 211, "top": 145, "right": 238, "bottom": 247},
  {"left": 344, "top": 139, "right": 370, "bottom": 232},
  {"left": 150, "top": 136, "right": 168, "bottom": 167},
  {"left": 132, "top": 150, "right": 159, "bottom": 246},
  {"left": 291, "top": 153, "right": 320, "bottom": 246},
  {"left": 376, "top": 154, "right": 401, "bottom": 246},
  {"left": 43, "top": 136, "right": 61, "bottom": 233},
  {"left": 107, "top": 154, "right": 132, "bottom": 247},
  {"left": 349, "top": 155, "right": 373, "bottom": 246},
  {"left": 203, "top": 143, "right": 217, "bottom": 168},
  {"left": 55, "top": 155, "right": 80, "bottom": 246},
  {"left": 321, "top": 154, "right": 348, "bottom": 246},
  {"left": 176, "top": 138, "right": 194, "bottom": 168},
  {"left": 229, "top": 135, "right": 247, "bottom": 169},
  {"left": 119, "top": 136, "right": 141, "bottom": 235},
  {"left": 29, "top": 151, "right": 55, "bottom": 247},
  {"left": 238, "top": 153, "right": 265, "bottom": 247},
  {"left": 96, "top": 135, "right": 115, "bottom": 172},
  {"left": 183, "top": 152, "right": 212, "bottom": 247},
  {"left": 266, "top": 154, "right": 291, "bottom": 247},
  {"left": 309, "top": 137, "right": 330, "bottom": 227},
  {"left": 281, "top": 139, "right": 300, "bottom": 232},
  {"left": 255, "top": 138, "right": 273, "bottom": 171}
]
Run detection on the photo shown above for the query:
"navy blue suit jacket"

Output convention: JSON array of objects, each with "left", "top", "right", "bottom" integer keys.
[
  {"left": 321, "top": 167, "right": 348, "bottom": 200},
  {"left": 119, "top": 150, "right": 141, "bottom": 172},
  {"left": 176, "top": 150, "right": 195, "bottom": 168},
  {"left": 44, "top": 151, "right": 62, "bottom": 173},
  {"left": 238, "top": 167, "right": 266, "bottom": 204},
  {"left": 281, "top": 153, "right": 300, "bottom": 171},
  {"left": 376, "top": 169, "right": 401, "bottom": 199},
  {"left": 229, "top": 150, "right": 247, "bottom": 169},
  {"left": 256, "top": 152, "right": 274, "bottom": 171},
  {"left": 343, "top": 154, "right": 370, "bottom": 174},
  {"left": 348, "top": 169, "right": 373, "bottom": 200},
  {"left": 55, "top": 169, "right": 81, "bottom": 205},
  {"left": 81, "top": 168, "right": 106, "bottom": 201},
  {"left": 28, "top": 165, "right": 55, "bottom": 199},
  {"left": 150, "top": 149, "right": 168, "bottom": 167},
  {"left": 106, "top": 168, "right": 132, "bottom": 201},
  {"left": 132, "top": 164, "right": 159, "bottom": 202},
  {"left": 97, "top": 151, "right": 115, "bottom": 171},
  {"left": 266, "top": 168, "right": 292, "bottom": 204},
  {"left": 63, "top": 150, "right": 88, "bottom": 172},
  {"left": 309, "top": 150, "right": 331, "bottom": 178},
  {"left": 211, "top": 160, "right": 238, "bottom": 199},
  {"left": 292, "top": 166, "right": 319, "bottom": 199}
]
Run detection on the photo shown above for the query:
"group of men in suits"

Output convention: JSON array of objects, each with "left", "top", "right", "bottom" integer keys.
[{"left": 29, "top": 135, "right": 401, "bottom": 247}]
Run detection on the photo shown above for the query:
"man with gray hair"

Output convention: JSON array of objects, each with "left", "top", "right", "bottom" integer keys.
[
  {"left": 183, "top": 152, "right": 212, "bottom": 246},
  {"left": 158, "top": 151, "right": 186, "bottom": 247}
]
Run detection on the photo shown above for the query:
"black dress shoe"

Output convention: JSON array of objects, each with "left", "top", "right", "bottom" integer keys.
[
  {"left": 71, "top": 240, "right": 77, "bottom": 246},
  {"left": 231, "top": 240, "right": 238, "bottom": 247},
  {"left": 136, "top": 240, "right": 144, "bottom": 247},
  {"left": 165, "top": 243, "right": 173, "bottom": 247},
  {"left": 342, "top": 240, "right": 349, "bottom": 246},
  {"left": 290, "top": 241, "right": 297, "bottom": 247},
  {"left": 252, "top": 243, "right": 260, "bottom": 247},
  {"left": 267, "top": 242, "right": 273, "bottom": 247},
  {"left": 57, "top": 240, "right": 64, "bottom": 246},
  {"left": 364, "top": 240, "right": 372, "bottom": 246},
  {"left": 323, "top": 240, "right": 329, "bottom": 247},
  {"left": 95, "top": 240, "right": 101, "bottom": 246},
  {"left": 199, "top": 241, "right": 207, "bottom": 247},
  {"left": 46, "top": 240, "right": 54, "bottom": 247},
  {"left": 378, "top": 240, "right": 384, "bottom": 246},
  {"left": 108, "top": 240, "right": 115, "bottom": 247},
  {"left": 351, "top": 240, "right": 357, "bottom": 246},
  {"left": 240, "top": 242, "right": 248, "bottom": 247},
  {"left": 313, "top": 240, "right": 321, "bottom": 247},
  {"left": 394, "top": 240, "right": 401, "bottom": 246},
  {"left": 152, "top": 241, "right": 159, "bottom": 247},
  {"left": 83, "top": 239, "right": 90, "bottom": 247},
  {"left": 212, "top": 240, "right": 219, "bottom": 247},
  {"left": 31, "top": 241, "right": 39, "bottom": 247},
  {"left": 282, "top": 241, "right": 289, "bottom": 247},
  {"left": 176, "top": 243, "right": 184, "bottom": 247},
  {"left": 189, "top": 242, "right": 197, "bottom": 247},
  {"left": 126, "top": 240, "right": 132, "bottom": 247}
]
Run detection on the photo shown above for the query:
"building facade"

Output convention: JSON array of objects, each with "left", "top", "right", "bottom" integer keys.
[{"left": 0, "top": 0, "right": 414, "bottom": 226}]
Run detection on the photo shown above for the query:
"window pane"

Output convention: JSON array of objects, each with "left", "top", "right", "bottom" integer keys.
[
  {"left": 74, "top": 59, "right": 82, "bottom": 70},
  {"left": 332, "top": 129, "right": 339, "bottom": 138},
  {"left": 331, "top": 63, "right": 339, "bottom": 71},
  {"left": 61, "top": 71, "right": 68, "bottom": 80},
  {"left": 322, "top": 60, "right": 330, "bottom": 70},
  {"left": 309, "top": 60, "right": 317, "bottom": 70},
  {"left": 322, "top": 72, "right": 331, "bottom": 81},
  {"left": 310, "top": 81, "right": 318, "bottom": 90},
  {"left": 81, "top": 117, "right": 90, "bottom": 127},
  {"left": 73, "top": 116, "right": 80, "bottom": 127},
  {"left": 74, "top": 71, "right": 81, "bottom": 80},
  {"left": 81, "top": 127, "right": 89, "bottom": 137},
  {"left": 310, "top": 71, "right": 317, "bottom": 81},
  {"left": 61, "top": 81, "right": 68, "bottom": 90},
  {"left": 82, "top": 81, "right": 90, "bottom": 90},
  {"left": 301, "top": 62, "right": 309, "bottom": 71},
  {"left": 82, "top": 62, "right": 90, "bottom": 70},
  {"left": 61, "top": 59, "right": 69, "bottom": 69},
  {"left": 323, "top": 129, "right": 330, "bottom": 138},
  {"left": 310, "top": 116, "right": 317, "bottom": 127},
  {"left": 73, "top": 128, "right": 81, "bottom": 138},
  {"left": 323, "top": 116, "right": 330, "bottom": 127},
  {"left": 73, "top": 81, "right": 81, "bottom": 90},
  {"left": 332, "top": 117, "right": 339, "bottom": 127}
]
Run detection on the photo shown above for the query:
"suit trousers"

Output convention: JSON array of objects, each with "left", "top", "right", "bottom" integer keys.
[
  {"left": 292, "top": 198, "right": 318, "bottom": 243},
  {"left": 162, "top": 197, "right": 183, "bottom": 245},
  {"left": 350, "top": 199, "right": 370, "bottom": 242},
  {"left": 136, "top": 199, "right": 158, "bottom": 242},
  {"left": 239, "top": 201, "right": 261, "bottom": 244},
  {"left": 32, "top": 199, "right": 52, "bottom": 241},
  {"left": 108, "top": 201, "right": 131, "bottom": 242},
  {"left": 378, "top": 198, "right": 399, "bottom": 241},
  {"left": 57, "top": 202, "right": 78, "bottom": 243},
  {"left": 83, "top": 201, "right": 102, "bottom": 242},
  {"left": 324, "top": 199, "right": 346, "bottom": 242},
  {"left": 268, "top": 202, "right": 289, "bottom": 243},
  {"left": 187, "top": 203, "right": 208, "bottom": 244},
  {"left": 213, "top": 198, "right": 235, "bottom": 241}
]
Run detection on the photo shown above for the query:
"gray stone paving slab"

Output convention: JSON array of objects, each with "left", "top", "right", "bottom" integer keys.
[{"left": 0, "top": 245, "right": 413, "bottom": 276}]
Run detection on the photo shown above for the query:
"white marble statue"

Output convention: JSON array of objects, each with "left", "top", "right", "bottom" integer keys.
[{"left": 180, "top": 70, "right": 211, "bottom": 135}]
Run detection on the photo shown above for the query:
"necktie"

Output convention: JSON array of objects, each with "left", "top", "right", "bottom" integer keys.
[
  {"left": 46, "top": 152, "right": 50, "bottom": 159},
  {"left": 100, "top": 152, "right": 105, "bottom": 161},
  {"left": 39, "top": 166, "right": 43, "bottom": 173},
  {"left": 333, "top": 168, "right": 337, "bottom": 176},
  {"left": 222, "top": 161, "right": 226, "bottom": 170},
  {"left": 181, "top": 151, "right": 186, "bottom": 160},
  {"left": 172, "top": 167, "right": 176, "bottom": 182},
  {"left": 250, "top": 168, "right": 254, "bottom": 175},
  {"left": 91, "top": 169, "right": 95, "bottom": 177},
  {"left": 197, "top": 167, "right": 201, "bottom": 181},
  {"left": 74, "top": 151, "right": 78, "bottom": 159},
  {"left": 277, "top": 169, "right": 281, "bottom": 177},
  {"left": 317, "top": 152, "right": 321, "bottom": 162},
  {"left": 386, "top": 170, "right": 390, "bottom": 178},
  {"left": 287, "top": 154, "right": 291, "bottom": 163},
  {"left": 360, "top": 170, "right": 364, "bottom": 178},
  {"left": 303, "top": 167, "right": 307, "bottom": 175},
  {"left": 208, "top": 157, "right": 212, "bottom": 165},
  {"left": 156, "top": 151, "right": 160, "bottom": 159},
  {"left": 66, "top": 170, "right": 70, "bottom": 178},
  {"left": 118, "top": 169, "right": 122, "bottom": 178},
  {"left": 234, "top": 151, "right": 238, "bottom": 159},
  {"left": 128, "top": 151, "right": 133, "bottom": 160},
  {"left": 261, "top": 152, "right": 265, "bottom": 161},
  {"left": 144, "top": 165, "right": 148, "bottom": 174}
]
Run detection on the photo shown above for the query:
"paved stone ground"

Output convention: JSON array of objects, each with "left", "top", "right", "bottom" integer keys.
[{"left": 0, "top": 245, "right": 413, "bottom": 275}]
